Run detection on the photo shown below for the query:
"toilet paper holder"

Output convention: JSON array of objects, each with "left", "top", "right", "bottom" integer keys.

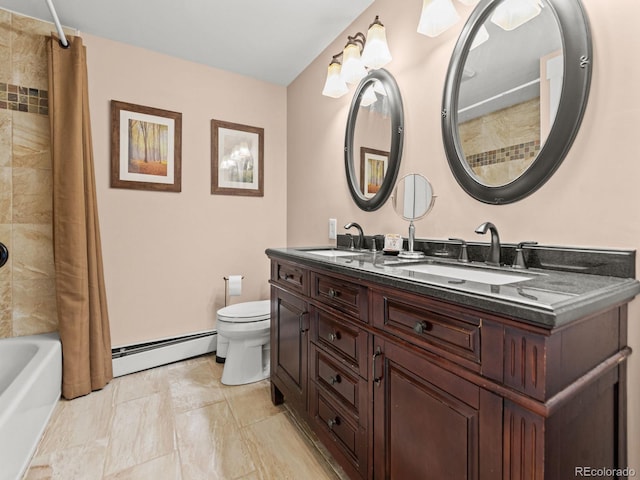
[{"left": 223, "top": 276, "right": 244, "bottom": 306}]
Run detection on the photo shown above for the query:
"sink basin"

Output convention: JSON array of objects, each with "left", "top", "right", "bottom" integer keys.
[
  {"left": 305, "top": 249, "right": 365, "bottom": 257},
  {"left": 396, "top": 263, "right": 533, "bottom": 285}
]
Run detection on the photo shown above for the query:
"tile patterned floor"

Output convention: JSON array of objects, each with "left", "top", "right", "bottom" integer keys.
[{"left": 23, "top": 355, "right": 347, "bottom": 480}]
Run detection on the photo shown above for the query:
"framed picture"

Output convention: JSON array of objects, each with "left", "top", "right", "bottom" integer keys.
[
  {"left": 211, "top": 120, "right": 264, "bottom": 196},
  {"left": 110, "top": 100, "right": 182, "bottom": 192},
  {"left": 360, "top": 147, "right": 389, "bottom": 197}
]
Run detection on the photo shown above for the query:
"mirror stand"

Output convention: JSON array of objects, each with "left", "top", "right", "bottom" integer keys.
[{"left": 398, "top": 221, "right": 425, "bottom": 259}]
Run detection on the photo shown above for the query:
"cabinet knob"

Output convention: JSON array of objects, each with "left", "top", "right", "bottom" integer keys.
[
  {"left": 413, "top": 321, "right": 430, "bottom": 334},
  {"left": 329, "top": 375, "right": 341, "bottom": 385},
  {"left": 327, "top": 417, "right": 340, "bottom": 430},
  {"left": 328, "top": 332, "right": 340, "bottom": 342},
  {"left": 328, "top": 288, "right": 340, "bottom": 298}
]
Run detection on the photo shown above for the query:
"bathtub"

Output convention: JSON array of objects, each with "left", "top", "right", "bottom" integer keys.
[{"left": 0, "top": 333, "right": 61, "bottom": 480}]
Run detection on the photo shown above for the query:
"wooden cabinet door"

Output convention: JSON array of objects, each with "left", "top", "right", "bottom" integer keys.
[
  {"left": 270, "top": 286, "right": 309, "bottom": 409},
  {"left": 372, "top": 336, "right": 502, "bottom": 480}
]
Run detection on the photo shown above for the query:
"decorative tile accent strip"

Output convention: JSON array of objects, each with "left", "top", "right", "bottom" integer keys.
[
  {"left": 0, "top": 82, "right": 49, "bottom": 116},
  {"left": 466, "top": 140, "right": 540, "bottom": 168}
]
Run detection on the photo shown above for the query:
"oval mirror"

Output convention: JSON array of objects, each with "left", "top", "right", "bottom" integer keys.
[
  {"left": 442, "top": 0, "right": 592, "bottom": 204},
  {"left": 345, "top": 68, "right": 404, "bottom": 211}
]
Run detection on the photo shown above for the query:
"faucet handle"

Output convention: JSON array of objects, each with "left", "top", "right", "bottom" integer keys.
[
  {"left": 512, "top": 241, "right": 538, "bottom": 269},
  {"left": 372, "top": 235, "right": 384, "bottom": 252},
  {"left": 449, "top": 238, "right": 469, "bottom": 263},
  {"left": 346, "top": 233, "right": 355, "bottom": 250}
]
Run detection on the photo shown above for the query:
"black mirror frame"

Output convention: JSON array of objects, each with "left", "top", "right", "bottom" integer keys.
[
  {"left": 442, "top": 0, "right": 592, "bottom": 204},
  {"left": 345, "top": 68, "right": 404, "bottom": 211}
]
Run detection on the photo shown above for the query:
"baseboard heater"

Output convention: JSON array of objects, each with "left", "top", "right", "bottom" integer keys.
[{"left": 112, "top": 330, "right": 217, "bottom": 377}]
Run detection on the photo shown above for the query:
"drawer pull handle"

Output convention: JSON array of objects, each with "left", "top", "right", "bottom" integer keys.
[
  {"left": 328, "top": 288, "right": 340, "bottom": 298},
  {"left": 284, "top": 273, "right": 293, "bottom": 280},
  {"left": 413, "top": 321, "right": 430, "bottom": 334},
  {"left": 327, "top": 417, "right": 340, "bottom": 430},
  {"left": 299, "top": 311, "right": 310, "bottom": 334},
  {"left": 328, "top": 332, "right": 341, "bottom": 342},
  {"left": 329, "top": 375, "right": 341, "bottom": 385},
  {"left": 372, "top": 346, "right": 383, "bottom": 386}
]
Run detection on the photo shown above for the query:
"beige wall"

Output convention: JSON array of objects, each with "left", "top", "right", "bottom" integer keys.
[
  {"left": 287, "top": 0, "right": 640, "bottom": 469},
  {"left": 0, "top": 10, "right": 287, "bottom": 347},
  {"left": 83, "top": 34, "right": 287, "bottom": 347}
]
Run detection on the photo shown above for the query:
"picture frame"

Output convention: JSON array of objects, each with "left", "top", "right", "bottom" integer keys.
[
  {"left": 211, "top": 120, "right": 264, "bottom": 197},
  {"left": 360, "top": 147, "right": 389, "bottom": 198},
  {"left": 110, "top": 100, "right": 182, "bottom": 192}
]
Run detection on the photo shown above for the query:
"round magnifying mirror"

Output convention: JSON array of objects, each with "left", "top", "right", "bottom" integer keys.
[{"left": 392, "top": 174, "right": 436, "bottom": 259}]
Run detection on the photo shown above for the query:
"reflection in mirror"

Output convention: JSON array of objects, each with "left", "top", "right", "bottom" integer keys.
[
  {"left": 345, "top": 69, "right": 404, "bottom": 211},
  {"left": 354, "top": 81, "right": 392, "bottom": 197},
  {"left": 442, "top": 0, "right": 592, "bottom": 204},
  {"left": 392, "top": 174, "right": 436, "bottom": 259},
  {"left": 458, "top": 4, "right": 561, "bottom": 187}
]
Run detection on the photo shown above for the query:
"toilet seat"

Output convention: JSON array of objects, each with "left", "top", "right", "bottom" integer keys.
[{"left": 217, "top": 300, "right": 270, "bottom": 323}]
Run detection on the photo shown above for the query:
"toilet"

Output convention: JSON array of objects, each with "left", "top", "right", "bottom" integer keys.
[{"left": 216, "top": 300, "right": 271, "bottom": 386}]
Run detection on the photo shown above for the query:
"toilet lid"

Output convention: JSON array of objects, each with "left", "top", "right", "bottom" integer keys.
[{"left": 217, "top": 300, "right": 270, "bottom": 323}]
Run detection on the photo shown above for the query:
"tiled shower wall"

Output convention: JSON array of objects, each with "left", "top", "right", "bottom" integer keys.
[
  {"left": 0, "top": 9, "right": 59, "bottom": 338},
  {"left": 458, "top": 98, "right": 540, "bottom": 187}
]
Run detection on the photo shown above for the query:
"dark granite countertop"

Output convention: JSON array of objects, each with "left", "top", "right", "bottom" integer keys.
[{"left": 266, "top": 246, "right": 640, "bottom": 329}]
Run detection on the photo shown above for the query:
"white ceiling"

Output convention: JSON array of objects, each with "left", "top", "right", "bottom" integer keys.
[{"left": 0, "top": 0, "right": 374, "bottom": 85}]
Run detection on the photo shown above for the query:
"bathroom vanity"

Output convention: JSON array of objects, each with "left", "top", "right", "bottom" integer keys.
[{"left": 266, "top": 244, "right": 639, "bottom": 480}]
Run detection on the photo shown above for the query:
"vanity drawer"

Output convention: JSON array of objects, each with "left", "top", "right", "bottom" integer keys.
[
  {"left": 311, "top": 344, "right": 367, "bottom": 415},
  {"left": 311, "top": 272, "right": 368, "bottom": 322},
  {"left": 309, "top": 382, "right": 367, "bottom": 479},
  {"left": 311, "top": 306, "right": 368, "bottom": 378},
  {"left": 371, "top": 289, "right": 481, "bottom": 369},
  {"left": 271, "top": 259, "right": 308, "bottom": 296}
]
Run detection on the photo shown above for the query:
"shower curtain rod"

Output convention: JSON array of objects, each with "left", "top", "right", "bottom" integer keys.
[{"left": 45, "top": 0, "right": 69, "bottom": 47}]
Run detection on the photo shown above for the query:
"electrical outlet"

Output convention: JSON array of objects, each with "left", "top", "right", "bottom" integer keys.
[{"left": 329, "top": 218, "right": 337, "bottom": 240}]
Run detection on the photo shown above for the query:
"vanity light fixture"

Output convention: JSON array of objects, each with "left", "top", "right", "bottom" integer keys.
[
  {"left": 417, "top": 0, "right": 486, "bottom": 38},
  {"left": 341, "top": 36, "right": 368, "bottom": 85},
  {"left": 417, "top": 0, "right": 460, "bottom": 37},
  {"left": 321, "top": 59, "right": 350, "bottom": 98},
  {"left": 360, "top": 17, "right": 393, "bottom": 69},
  {"left": 321, "top": 15, "right": 392, "bottom": 98},
  {"left": 491, "top": 0, "right": 543, "bottom": 31}
]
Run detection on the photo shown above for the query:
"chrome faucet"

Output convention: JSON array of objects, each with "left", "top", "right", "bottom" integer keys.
[
  {"left": 475, "top": 222, "right": 501, "bottom": 266},
  {"left": 344, "top": 222, "right": 364, "bottom": 250}
]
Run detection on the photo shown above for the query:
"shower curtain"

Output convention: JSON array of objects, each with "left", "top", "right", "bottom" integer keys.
[{"left": 48, "top": 35, "right": 113, "bottom": 400}]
